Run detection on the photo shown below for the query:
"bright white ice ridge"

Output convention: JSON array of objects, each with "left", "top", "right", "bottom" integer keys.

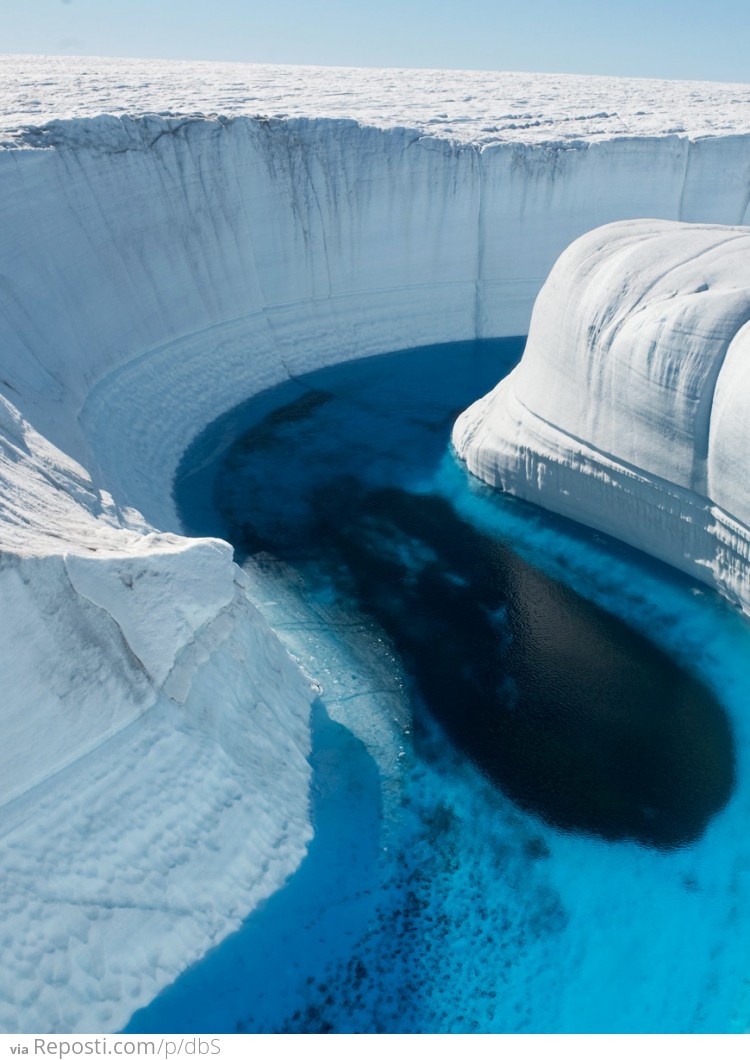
[
  {"left": 453, "top": 219, "right": 750, "bottom": 612},
  {"left": 2, "top": 55, "right": 750, "bottom": 1031}
]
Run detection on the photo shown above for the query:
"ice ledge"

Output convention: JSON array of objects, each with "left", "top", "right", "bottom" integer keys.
[
  {"left": 64, "top": 539, "right": 236, "bottom": 688},
  {"left": 0, "top": 395, "right": 315, "bottom": 1032},
  {"left": 0, "top": 574, "right": 313, "bottom": 1033}
]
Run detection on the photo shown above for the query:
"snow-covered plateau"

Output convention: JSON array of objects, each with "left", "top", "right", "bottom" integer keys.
[{"left": 3, "top": 54, "right": 750, "bottom": 1031}]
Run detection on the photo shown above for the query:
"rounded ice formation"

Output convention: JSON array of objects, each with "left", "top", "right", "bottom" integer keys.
[{"left": 454, "top": 218, "right": 750, "bottom": 612}]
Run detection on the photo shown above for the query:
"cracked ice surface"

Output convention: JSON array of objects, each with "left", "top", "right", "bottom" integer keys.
[{"left": 1, "top": 54, "right": 750, "bottom": 1030}]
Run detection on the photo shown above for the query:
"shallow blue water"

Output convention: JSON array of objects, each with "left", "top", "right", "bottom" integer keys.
[{"left": 129, "top": 339, "right": 750, "bottom": 1032}]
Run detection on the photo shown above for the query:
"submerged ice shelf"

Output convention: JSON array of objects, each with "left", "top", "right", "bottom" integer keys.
[{"left": 2, "top": 55, "right": 750, "bottom": 1030}]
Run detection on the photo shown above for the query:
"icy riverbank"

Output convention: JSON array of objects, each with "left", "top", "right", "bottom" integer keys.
[{"left": 2, "top": 56, "right": 750, "bottom": 1030}]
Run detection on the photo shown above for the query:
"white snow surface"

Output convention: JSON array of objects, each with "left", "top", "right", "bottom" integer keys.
[
  {"left": 4, "top": 53, "right": 750, "bottom": 146},
  {"left": 2, "top": 54, "right": 750, "bottom": 1031},
  {"left": 453, "top": 219, "right": 750, "bottom": 612}
]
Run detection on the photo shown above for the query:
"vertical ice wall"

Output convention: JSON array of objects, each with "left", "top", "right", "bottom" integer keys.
[{"left": 2, "top": 119, "right": 749, "bottom": 530}]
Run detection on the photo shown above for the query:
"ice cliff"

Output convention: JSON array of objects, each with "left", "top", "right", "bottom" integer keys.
[
  {"left": 453, "top": 219, "right": 750, "bottom": 613},
  {"left": 2, "top": 55, "right": 750, "bottom": 1031}
]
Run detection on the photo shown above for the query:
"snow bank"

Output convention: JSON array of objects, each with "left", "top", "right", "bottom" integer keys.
[
  {"left": 454, "top": 219, "right": 750, "bottom": 612},
  {"left": 2, "top": 57, "right": 750, "bottom": 1030}
]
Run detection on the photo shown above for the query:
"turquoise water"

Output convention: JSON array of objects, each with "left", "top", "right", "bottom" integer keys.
[{"left": 129, "top": 339, "right": 750, "bottom": 1032}]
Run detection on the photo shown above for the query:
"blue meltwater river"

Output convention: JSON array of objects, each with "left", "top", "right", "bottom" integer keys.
[{"left": 128, "top": 339, "right": 750, "bottom": 1032}]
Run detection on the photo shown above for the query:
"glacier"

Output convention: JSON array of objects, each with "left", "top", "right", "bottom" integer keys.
[
  {"left": 2, "top": 54, "right": 750, "bottom": 1031},
  {"left": 453, "top": 219, "right": 750, "bottom": 613}
]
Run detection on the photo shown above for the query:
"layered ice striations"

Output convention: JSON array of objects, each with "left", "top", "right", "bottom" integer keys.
[
  {"left": 2, "top": 57, "right": 750, "bottom": 1030},
  {"left": 454, "top": 219, "right": 750, "bottom": 612}
]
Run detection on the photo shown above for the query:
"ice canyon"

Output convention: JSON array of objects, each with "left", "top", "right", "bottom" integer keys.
[{"left": 2, "top": 55, "right": 750, "bottom": 1030}]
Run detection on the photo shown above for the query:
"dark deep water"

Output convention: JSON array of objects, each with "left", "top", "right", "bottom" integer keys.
[
  {"left": 177, "top": 338, "right": 733, "bottom": 852},
  {"left": 131, "top": 338, "right": 748, "bottom": 1033},
  {"left": 310, "top": 486, "right": 732, "bottom": 849}
]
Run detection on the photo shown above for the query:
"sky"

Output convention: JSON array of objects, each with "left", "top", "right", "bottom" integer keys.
[{"left": 1, "top": 0, "right": 749, "bottom": 83}]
